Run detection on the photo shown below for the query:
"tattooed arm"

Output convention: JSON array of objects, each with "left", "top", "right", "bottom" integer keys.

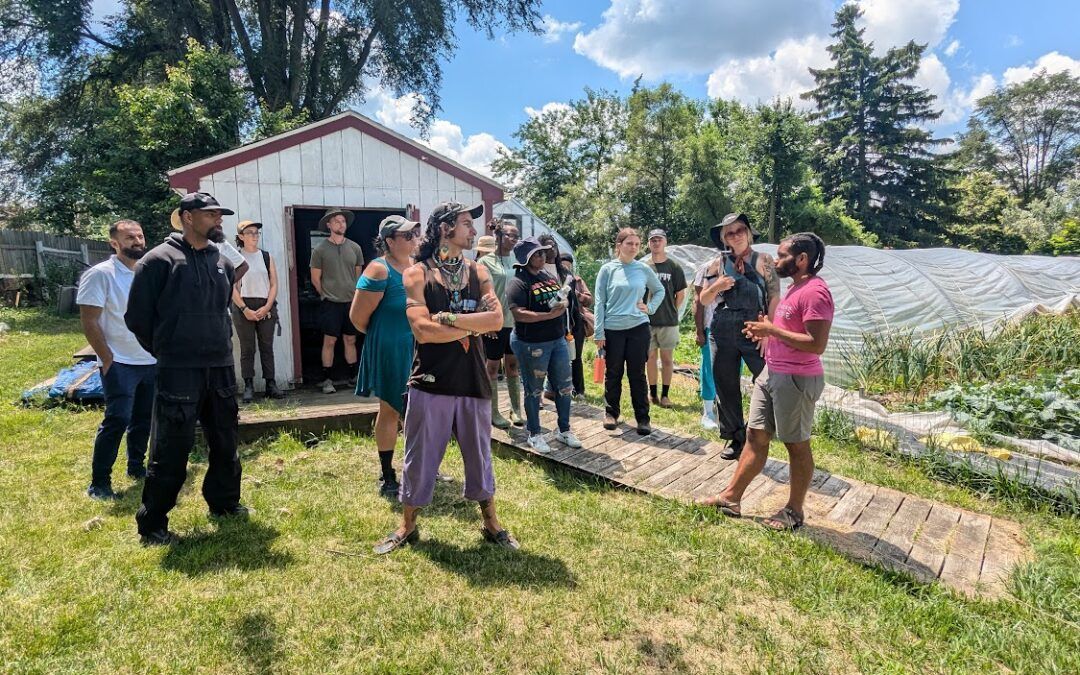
[{"left": 759, "top": 253, "right": 780, "bottom": 319}]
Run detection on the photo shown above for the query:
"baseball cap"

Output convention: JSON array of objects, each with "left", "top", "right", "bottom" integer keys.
[
  {"left": 379, "top": 214, "right": 421, "bottom": 240},
  {"left": 236, "top": 220, "right": 262, "bottom": 234},
  {"left": 512, "top": 236, "right": 552, "bottom": 268},
  {"left": 170, "top": 191, "right": 235, "bottom": 230},
  {"left": 647, "top": 229, "right": 667, "bottom": 240},
  {"left": 429, "top": 201, "right": 484, "bottom": 225}
]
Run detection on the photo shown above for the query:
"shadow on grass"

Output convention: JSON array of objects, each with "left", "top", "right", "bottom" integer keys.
[
  {"left": 234, "top": 610, "right": 283, "bottom": 675},
  {"left": 415, "top": 538, "right": 577, "bottom": 589},
  {"left": 160, "top": 519, "right": 293, "bottom": 576}
]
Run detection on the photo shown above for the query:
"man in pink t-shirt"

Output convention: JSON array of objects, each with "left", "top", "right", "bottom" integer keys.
[{"left": 698, "top": 233, "right": 834, "bottom": 531}]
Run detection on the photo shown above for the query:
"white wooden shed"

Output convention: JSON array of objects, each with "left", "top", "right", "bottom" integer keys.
[{"left": 167, "top": 110, "right": 506, "bottom": 388}]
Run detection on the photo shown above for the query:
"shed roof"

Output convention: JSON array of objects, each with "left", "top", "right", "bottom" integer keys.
[{"left": 167, "top": 110, "right": 505, "bottom": 199}]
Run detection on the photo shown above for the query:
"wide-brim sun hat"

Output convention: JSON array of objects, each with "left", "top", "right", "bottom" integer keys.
[
  {"left": 709, "top": 212, "right": 759, "bottom": 249},
  {"left": 512, "top": 236, "right": 552, "bottom": 268},
  {"left": 475, "top": 235, "right": 497, "bottom": 255},
  {"left": 318, "top": 208, "right": 355, "bottom": 231}
]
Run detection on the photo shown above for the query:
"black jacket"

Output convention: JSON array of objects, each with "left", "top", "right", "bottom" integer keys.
[{"left": 125, "top": 233, "right": 236, "bottom": 368}]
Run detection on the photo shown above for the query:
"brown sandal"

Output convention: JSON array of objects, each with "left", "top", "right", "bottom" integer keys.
[
  {"left": 697, "top": 496, "right": 741, "bottom": 518},
  {"left": 762, "top": 507, "right": 804, "bottom": 531}
]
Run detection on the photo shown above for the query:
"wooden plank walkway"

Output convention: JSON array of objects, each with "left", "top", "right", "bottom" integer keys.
[
  {"left": 491, "top": 393, "right": 1032, "bottom": 598},
  {"left": 238, "top": 389, "right": 379, "bottom": 443}
]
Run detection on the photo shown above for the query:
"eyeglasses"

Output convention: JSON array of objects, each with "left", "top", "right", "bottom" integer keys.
[
  {"left": 724, "top": 227, "right": 749, "bottom": 240},
  {"left": 394, "top": 230, "right": 418, "bottom": 241},
  {"left": 242, "top": 230, "right": 260, "bottom": 237}
]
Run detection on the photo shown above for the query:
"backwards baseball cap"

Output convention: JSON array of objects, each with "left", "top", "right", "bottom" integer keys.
[
  {"left": 430, "top": 201, "right": 484, "bottom": 225},
  {"left": 170, "top": 191, "right": 234, "bottom": 230},
  {"left": 709, "top": 212, "right": 759, "bottom": 248},
  {"left": 379, "top": 214, "right": 421, "bottom": 240},
  {"left": 512, "top": 236, "right": 552, "bottom": 268},
  {"left": 647, "top": 229, "right": 667, "bottom": 240}
]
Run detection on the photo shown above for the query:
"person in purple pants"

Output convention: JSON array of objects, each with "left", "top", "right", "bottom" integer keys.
[{"left": 373, "top": 201, "right": 520, "bottom": 555}]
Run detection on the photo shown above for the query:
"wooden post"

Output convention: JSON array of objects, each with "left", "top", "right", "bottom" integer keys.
[
  {"left": 80, "top": 244, "right": 90, "bottom": 267},
  {"left": 34, "top": 240, "right": 45, "bottom": 278}
]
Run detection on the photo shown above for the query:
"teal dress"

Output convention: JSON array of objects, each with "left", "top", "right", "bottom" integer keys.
[{"left": 355, "top": 258, "right": 414, "bottom": 414}]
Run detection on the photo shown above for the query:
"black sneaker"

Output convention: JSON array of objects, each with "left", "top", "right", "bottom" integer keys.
[
  {"left": 379, "top": 472, "right": 400, "bottom": 500},
  {"left": 265, "top": 380, "right": 286, "bottom": 399},
  {"left": 127, "top": 465, "right": 147, "bottom": 480},
  {"left": 87, "top": 484, "right": 118, "bottom": 501},
  {"left": 482, "top": 527, "right": 520, "bottom": 550},
  {"left": 209, "top": 504, "right": 251, "bottom": 519},
  {"left": 140, "top": 528, "right": 176, "bottom": 546},
  {"left": 720, "top": 439, "right": 742, "bottom": 461},
  {"left": 636, "top": 421, "right": 653, "bottom": 436},
  {"left": 242, "top": 383, "right": 254, "bottom": 404}
]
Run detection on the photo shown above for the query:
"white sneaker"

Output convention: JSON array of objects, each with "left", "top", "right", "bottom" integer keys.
[
  {"left": 700, "top": 413, "right": 719, "bottom": 430},
  {"left": 321, "top": 379, "right": 336, "bottom": 394},
  {"left": 554, "top": 431, "right": 582, "bottom": 449},
  {"left": 527, "top": 434, "right": 552, "bottom": 454}
]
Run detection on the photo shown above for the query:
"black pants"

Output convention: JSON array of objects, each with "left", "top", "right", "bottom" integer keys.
[
  {"left": 136, "top": 366, "right": 242, "bottom": 534},
  {"left": 604, "top": 323, "right": 651, "bottom": 424},
  {"left": 710, "top": 309, "right": 766, "bottom": 446},
  {"left": 231, "top": 297, "right": 277, "bottom": 381}
]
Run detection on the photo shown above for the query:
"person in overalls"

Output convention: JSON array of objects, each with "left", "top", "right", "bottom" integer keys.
[{"left": 696, "top": 213, "right": 779, "bottom": 460}]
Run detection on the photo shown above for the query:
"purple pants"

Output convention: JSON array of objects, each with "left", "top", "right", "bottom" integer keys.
[{"left": 401, "top": 387, "right": 495, "bottom": 507}]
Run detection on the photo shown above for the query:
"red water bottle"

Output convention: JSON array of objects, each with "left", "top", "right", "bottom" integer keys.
[{"left": 593, "top": 348, "right": 606, "bottom": 384}]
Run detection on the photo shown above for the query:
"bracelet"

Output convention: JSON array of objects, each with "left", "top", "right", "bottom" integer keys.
[{"left": 239, "top": 305, "right": 249, "bottom": 312}]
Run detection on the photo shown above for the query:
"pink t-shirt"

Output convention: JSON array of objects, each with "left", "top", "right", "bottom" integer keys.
[{"left": 766, "top": 276, "right": 834, "bottom": 376}]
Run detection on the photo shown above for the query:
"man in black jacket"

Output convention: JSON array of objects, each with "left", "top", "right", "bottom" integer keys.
[{"left": 125, "top": 192, "right": 248, "bottom": 545}]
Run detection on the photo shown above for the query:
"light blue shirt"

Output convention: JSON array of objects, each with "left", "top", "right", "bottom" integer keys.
[{"left": 593, "top": 259, "right": 665, "bottom": 340}]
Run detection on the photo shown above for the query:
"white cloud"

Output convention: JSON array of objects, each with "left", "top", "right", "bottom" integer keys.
[
  {"left": 524, "top": 101, "right": 571, "bottom": 118},
  {"left": 943, "top": 39, "right": 960, "bottom": 57},
  {"left": 857, "top": 0, "right": 959, "bottom": 54},
  {"left": 706, "top": 35, "right": 831, "bottom": 109},
  {"left": 913, "top": 54, "right": 996, "bottom": 126},
  {"left": 1005, "top": 35, "right": 1023, "bottom": 48},
  {"left": 359, "top": 87, "right": 506, "bottom": 177},
  {"left": 573, "top": 0, "right": 831, "bottom": 79},
  {"left": 1002, "top": 51, "right": 1080, "bottom": 85},
  {"left": 540, "top": 15, "right": 583, "bottom": 44}
]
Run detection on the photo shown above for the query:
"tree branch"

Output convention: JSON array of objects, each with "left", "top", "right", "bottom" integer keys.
[{"left": 221, "top": 0, "right": 269, "bottom": 103}]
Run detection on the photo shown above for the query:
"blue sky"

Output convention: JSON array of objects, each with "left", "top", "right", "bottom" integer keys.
[{"left": 92, "top": 1, "right": 1079, "bottom": 175}]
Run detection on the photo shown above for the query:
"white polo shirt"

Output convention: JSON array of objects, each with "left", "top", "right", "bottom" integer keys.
[{"left": 76, "top": 256, "right": 156, "bottom": 366}]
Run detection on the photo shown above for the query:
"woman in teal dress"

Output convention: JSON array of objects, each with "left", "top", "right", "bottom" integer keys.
[{"left": 349, "top": 215, "right": 421, "bottom": 498}]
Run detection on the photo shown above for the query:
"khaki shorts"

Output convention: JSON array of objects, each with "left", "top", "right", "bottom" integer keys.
[
  {"left": 649, "top": 325, "right": 680, "bottom": 351},
  {"left": 747, "top": 366, "right": 825, "bottom": 443}
]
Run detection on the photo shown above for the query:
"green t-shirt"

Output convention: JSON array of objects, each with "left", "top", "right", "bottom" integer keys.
[
  {"left": 645, "top": 258, "right": 687, "bottom": 327},
  {"left": 478, "top": 252, "right": 515, "bottom": 327},
  {"left": 310, "top": 238, "right": 364, "bottom": 303}
]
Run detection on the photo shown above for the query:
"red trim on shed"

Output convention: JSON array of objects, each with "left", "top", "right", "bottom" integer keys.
[{"left": 168, "top": 112, "right": 504, "bottom": 205}]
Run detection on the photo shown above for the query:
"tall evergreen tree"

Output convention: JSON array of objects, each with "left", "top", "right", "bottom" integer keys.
[{"left": 804, "top": 4, "right": 950, "bottom": 246}]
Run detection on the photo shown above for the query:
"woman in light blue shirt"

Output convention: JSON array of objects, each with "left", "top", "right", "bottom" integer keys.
[{"left": 594, "top": 228, "right": 665, "bottom": 435}]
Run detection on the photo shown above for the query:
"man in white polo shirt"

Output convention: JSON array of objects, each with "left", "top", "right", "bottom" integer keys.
[{"left": 78, "top": 219, "right": 158, "bottom": 500}]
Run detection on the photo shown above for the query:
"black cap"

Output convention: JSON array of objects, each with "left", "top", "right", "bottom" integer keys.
[
  {"left": 512, "top": 236, "right": 552, "bottom": 268},
  {"left": 178, "top": 192, "right": 234, "bottom": 215},
  {"left": 430, "top": 201, "right": 484, "bottom": 225}
]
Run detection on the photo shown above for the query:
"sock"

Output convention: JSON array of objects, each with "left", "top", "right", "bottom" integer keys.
[
  {"left": 650, "top": 384, "right": 658, "bottom": 398},
  {"left": 378, "top": 449, "right": 394, "bottom": 477},
  {"left": 662, "top": 384, "right": 670, "bottom": 398},
  {"left": 506, "top": 375, "right": 522, "bottom": 414},
  {"left": 490, "top": 378, "right": 502, "bottom": 417},
  {"left": 703, "top": 399, "right": 715, "bottom": 416},
  {"left": 322, "top": 366, "right": 332, "bottom": 381}
]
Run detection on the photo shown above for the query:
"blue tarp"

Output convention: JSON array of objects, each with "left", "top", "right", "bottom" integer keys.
[{"left": 22, "top": 360, "right": 104, "bottom": 403}]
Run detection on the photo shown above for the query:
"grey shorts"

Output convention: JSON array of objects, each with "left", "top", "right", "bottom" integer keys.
[
  {"left": 747, "top": 366, "right": 825, "bottom": 443},
  {"left": 649, "top": 325, "right": 680, "bottom": 351}
]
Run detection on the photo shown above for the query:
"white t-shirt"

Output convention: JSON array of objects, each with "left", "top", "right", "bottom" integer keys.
[
  {"left": 238, "top": 249, "right": 271, "bottom": 298},
  {"left": 76, "top": 256, "right": 156, "bottom": 366},
  {"left": 694, "top": 258, "right": 723, "bottom": 329}
]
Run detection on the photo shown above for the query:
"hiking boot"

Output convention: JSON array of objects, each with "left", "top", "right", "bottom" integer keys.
[
  {"left": 209, "top": 503, "right": 251, "bottom": 519},
  {"left": 321, "top": 379, "right": 336, "bottom": 394},
  {"left": 379, "top": 471, "right": 400, "bottom": 500},
  {"left": 265, "top": 380, "right": 285, "bottom": 399},
  {"left": 659, "top": 396, "right": 673, "bottom": 408},
  {"left": 126, "top": 465, "right": 147, "bottom": 480},
  {"left": 242, "top": 379, "right": 254, "bottom": 404},
  {"left": 603, "top": 415, "right": 618, "bottom": 430},
  {"left": 720, "top": 439, "right": 742, "bottom": 461},
  {"left": 491, "top": 412, "right": 511, "bottom": 430},
  {"left": 651, "top": 395, "right": 661, "bottom": 406},
  {"left": 87, "top": 484, "right": 118, "bottom": 501},
  {"left": 140, "top": 527, "right": 177, "bottom": 546},
  {"left": 508, "top": 409, "right": 524, "bottom": 428},
  {"left": 527, "top": 434, "right": 552, "bottom": 454},
  {"left": 636, "top": 421, "right": 653, "bottom": 436}
]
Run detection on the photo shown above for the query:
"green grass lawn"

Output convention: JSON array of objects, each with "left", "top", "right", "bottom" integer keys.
[{"left": 1, "top": 307, "right": 1078, "bottom": 673}]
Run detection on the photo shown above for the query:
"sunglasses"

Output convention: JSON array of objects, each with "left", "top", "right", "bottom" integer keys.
[
  {"left": 724, "top": 227, "right": 749, "bottom": 240},
  {"left": 241, "top": 230, "right": 260, "bottom": 236},
  {"left": 394, "top": 230, "right": 419, "bottom": 241}
]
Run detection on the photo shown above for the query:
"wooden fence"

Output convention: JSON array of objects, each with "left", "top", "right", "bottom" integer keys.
[{"left": 0, "top": 230, "right": 113, "bottom": 279}]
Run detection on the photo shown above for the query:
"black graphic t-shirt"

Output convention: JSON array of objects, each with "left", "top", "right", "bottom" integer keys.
[
  {"left": 645, "top": 258, "right": 687, "bottom": 327},
  {"left": 507, "top": 269, "right": 568, "bottom": 343}
]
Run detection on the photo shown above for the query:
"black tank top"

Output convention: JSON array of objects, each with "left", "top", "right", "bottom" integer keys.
[{"left": 408, "top": 260, "right": 492, "bottom": 399}]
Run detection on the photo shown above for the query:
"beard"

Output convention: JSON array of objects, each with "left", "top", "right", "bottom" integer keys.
[
  {"left": 207, "top": 226, "right": 225, "bottom": 243},
  {"left": 121, "top": 246, "right": 146, "bottom": 260},
  {"left": 776, "top": 261, "right": 796, "bottom": 278}
]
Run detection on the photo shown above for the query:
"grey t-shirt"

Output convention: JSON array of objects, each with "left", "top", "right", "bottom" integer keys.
[{"left": 311, "top": 238, "right": 364, "bottom": 303}]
